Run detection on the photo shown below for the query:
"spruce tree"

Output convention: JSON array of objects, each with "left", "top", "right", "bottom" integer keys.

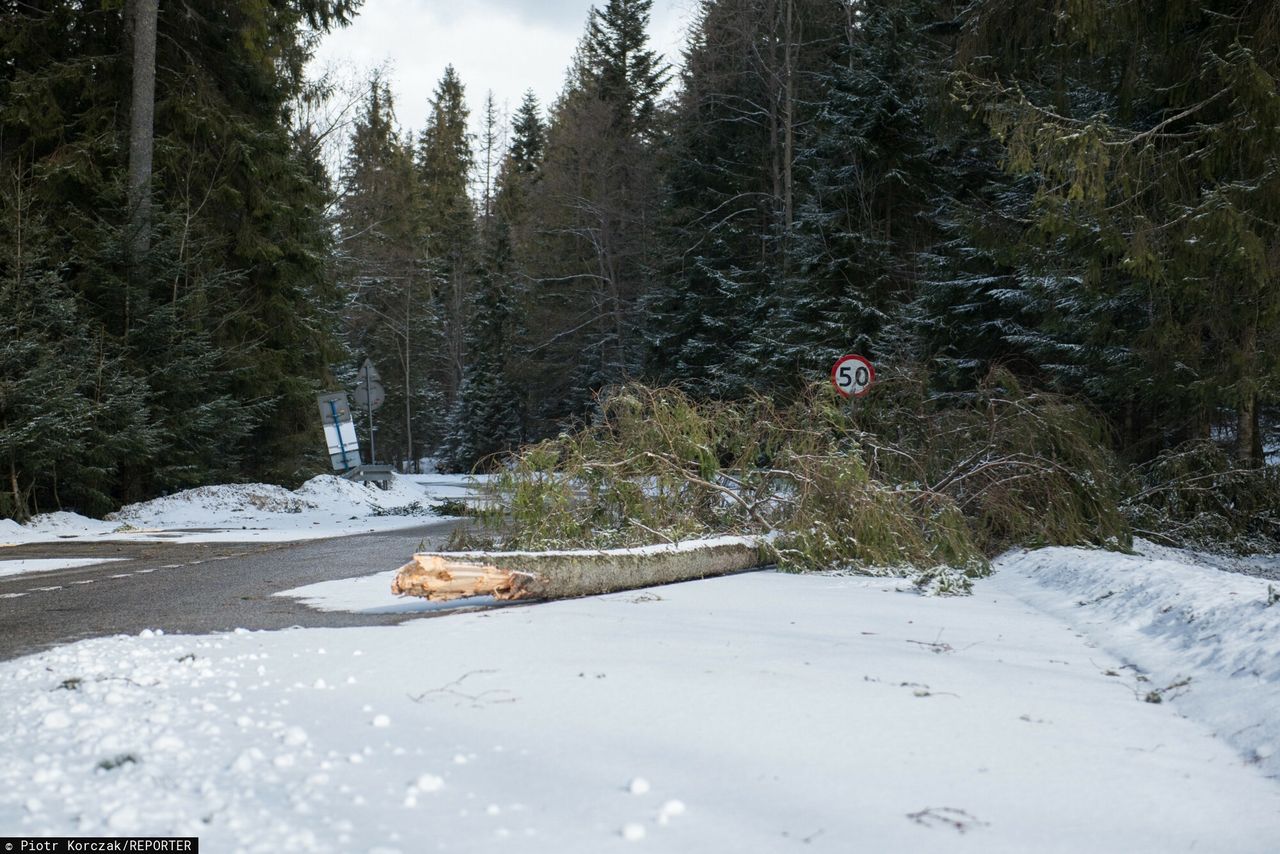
[
  {"left": 439, "top": 91, "right": 525, "bottom": 471},
  {"left": 583, "top": 0, "right": 668, "bottom": 137},
  {"left": 0, "top": 0, "right": 355, "bottom": 518},
  {"left": 750, "top": 0, "right": 944, "bottom": 391},
  {"left": 496, "top": 91, "right": 546, "bottom": 229},
  {"left": 647, "top": 0, "right": 844, "bottom": 396},
  {"left": 948, "top": 0, "right": 1280, "bottom": 460},
  {"left": 521, "top": 1, "right": 668, "bottom": 428},
  {"left": 437, "top": 224, "right": 524, "bottom": 472},
  {"left": 144, "top": 0, "right": 353, "bottom": 482},
  {"left": 0, "top": 161, "right": 156, "bottom": 520},
  {"left": 337, "top": 76, "right": 441, "bottom": 469},
  {"left": 416, "top": 66, "right": 477, "bottom": 419},
  {"left": 493, "top": 92, "right": 551, "bottom": 437}
]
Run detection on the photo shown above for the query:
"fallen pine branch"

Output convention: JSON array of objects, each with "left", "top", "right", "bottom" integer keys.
[{"left": 391, "top": 535, "right": 770, "bottom": 602}]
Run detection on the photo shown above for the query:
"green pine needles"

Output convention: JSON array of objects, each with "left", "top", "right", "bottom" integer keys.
[
  {"left": 474, "top": 372, "right": 1130, "bottom": 594},
  {"left": 1123, "top": 442, "right": 1280, "bottom": 554}
]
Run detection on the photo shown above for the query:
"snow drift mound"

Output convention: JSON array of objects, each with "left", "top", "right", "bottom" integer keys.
[
  {"left": 294, "top": 475, "right": 428, "bottom": 515},
  {"left": 4, "top": 474, "right": 448, "bottom": 544},
  {"left": 106, "top": 475, "right": 427, "bottom": 528},
  {"left": 19, "top": 511, "right": 118, "bottom": 540},
  {"left": 0, "top": 518, "right": 28, "bottom": 544},
  {"left": 996, "top": 541, "right": 1280, "bottom": 776},
  {"left": 107, "top": 484, "right": 316, "bottom": 526}
]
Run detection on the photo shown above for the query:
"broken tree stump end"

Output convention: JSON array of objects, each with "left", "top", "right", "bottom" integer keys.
[{"left": 390, "top": 555, "right": 527, "bottom": 602}]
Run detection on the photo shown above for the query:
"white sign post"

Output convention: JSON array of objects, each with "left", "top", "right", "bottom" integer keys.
[{"left": 831, "top": 354, "right": 876, "bottom": 399}]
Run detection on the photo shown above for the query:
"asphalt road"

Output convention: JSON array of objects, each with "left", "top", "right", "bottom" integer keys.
[{"left": 0, "top": 519, "right": 466, "bottom": 662}]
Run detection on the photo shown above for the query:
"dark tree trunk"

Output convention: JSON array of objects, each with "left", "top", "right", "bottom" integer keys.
[
  {"left": 1238, "top": 393, "right": 1260, "bottom": 468},
  {"left": 1236, "top": 321, "right": 1261, "bottom": 467},
  {"left": 126, "top": 0, "right": 159, "bottom": 315},
  {"left": 1253, "top": 400, "right": 1265, "bottom": 465}
]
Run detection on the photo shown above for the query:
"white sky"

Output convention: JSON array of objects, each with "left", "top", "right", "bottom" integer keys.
[{"left": 309, "top": 0, "right": 697, "bottom": 140}]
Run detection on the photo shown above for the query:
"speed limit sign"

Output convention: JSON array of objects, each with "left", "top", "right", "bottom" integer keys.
[{"left": 831, "top": 354, "right": 875, "bottom": 398}]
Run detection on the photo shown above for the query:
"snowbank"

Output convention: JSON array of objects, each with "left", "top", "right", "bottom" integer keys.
[
  {"left": 109, "top": 482, "right": 317, "bottom": 524},
  {"left": 20, "top": 511, "right": 118, "bottom": 540},
  {"left": 0, "top": 518, "right": 27, "bottom": 545},
  {"left": 992, "top": 541, "right": 1280, "bottom": 777},
  {"left": 0, "top": 473, "right": 486, "bottom": 546},
  {"left": 108, "top": 475, "right": 427, "bottom": 527}
]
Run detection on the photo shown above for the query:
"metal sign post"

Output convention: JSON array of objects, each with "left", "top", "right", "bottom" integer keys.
[{"left": 353, "top": 358, "right": 385, "bottom": 464}]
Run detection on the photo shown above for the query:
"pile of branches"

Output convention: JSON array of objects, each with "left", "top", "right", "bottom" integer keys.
[
  {"left": 472, "top": 371, "right": 1128, "bottom": 594},
  {"left": 1123, "top": 442, "right": 1280, "bottom": 554}
]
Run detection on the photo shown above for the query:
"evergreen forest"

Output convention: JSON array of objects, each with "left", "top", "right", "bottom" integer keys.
[{"left": 3, "top": 0, "right": 1278, "bottom": 532}]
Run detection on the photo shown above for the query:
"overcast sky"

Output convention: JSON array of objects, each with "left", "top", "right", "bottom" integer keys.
[{"left": 309, "top": 0, "right": 696, "bottom": 140}]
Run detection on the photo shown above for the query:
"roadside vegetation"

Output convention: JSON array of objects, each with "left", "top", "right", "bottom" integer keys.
[
  {"left": 1122, "top": 443, "right": 1280, "bottom": 554},
  {"left": 463, "top": 374, "right": 1117, "bottom": 593},
  {"left": 460, "top": 374, "right": 1280, "bottom": 595}
]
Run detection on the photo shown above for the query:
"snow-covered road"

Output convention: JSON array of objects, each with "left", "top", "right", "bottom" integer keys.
[{"left": 2, "top": 547, "right": 1278, "bottom": 852}]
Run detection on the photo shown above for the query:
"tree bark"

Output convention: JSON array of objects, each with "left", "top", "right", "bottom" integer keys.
[
  {"left": 1236, "top": 321, "right": 1260, "bottom": 467},
  {"left": 1253, "top": 397, "right": 1265, "bottom": 464},
  {"left": 392, "top": 538, "right": 768, "bottom": 602},
  {"left": 126, "top": 0, "right": 159, "bottom": 314},
  {"left": 782, "top": 0, "right": 794, "bottom": 236},
  {"left": 403, "top": 279, "right": 414, "bottom": 472},
  {"left": 1237, "top": 393, "right": 1260, "bottom": 468},
  {"left": 9, "top": 453, "right": 25, "bottom": 524}
]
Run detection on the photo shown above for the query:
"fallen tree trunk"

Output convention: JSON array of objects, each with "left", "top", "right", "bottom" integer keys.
[{"left": 391, "top": 536, "right": 770, "bottom": 602}]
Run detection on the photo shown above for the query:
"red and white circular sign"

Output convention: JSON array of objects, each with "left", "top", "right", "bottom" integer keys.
[{"left": 831, "top": 354, "right": 875, "bottom": 398}]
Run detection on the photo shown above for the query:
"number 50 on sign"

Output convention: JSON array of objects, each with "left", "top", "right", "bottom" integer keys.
[{"left": 831, "top": 354, "right": 875, "bottom": 398}]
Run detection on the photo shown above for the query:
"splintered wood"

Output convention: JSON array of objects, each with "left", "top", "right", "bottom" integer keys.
[
  {"left": 390, "top": 538, "right": 769, "bottom": 603},
  {"left": 390, "top": 555, "right": 529, "bottom": 602}
]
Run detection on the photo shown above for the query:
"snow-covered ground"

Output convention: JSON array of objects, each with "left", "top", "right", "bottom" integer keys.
[
  {"left": 997, "top": 541, "right": 1280, "bottom": 773},
  {"left": 2, "top": 543, "right": 1279, "bottom": 851},
  {"left": 0, "top": 473, "right": 485, "bottom": 551}
]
